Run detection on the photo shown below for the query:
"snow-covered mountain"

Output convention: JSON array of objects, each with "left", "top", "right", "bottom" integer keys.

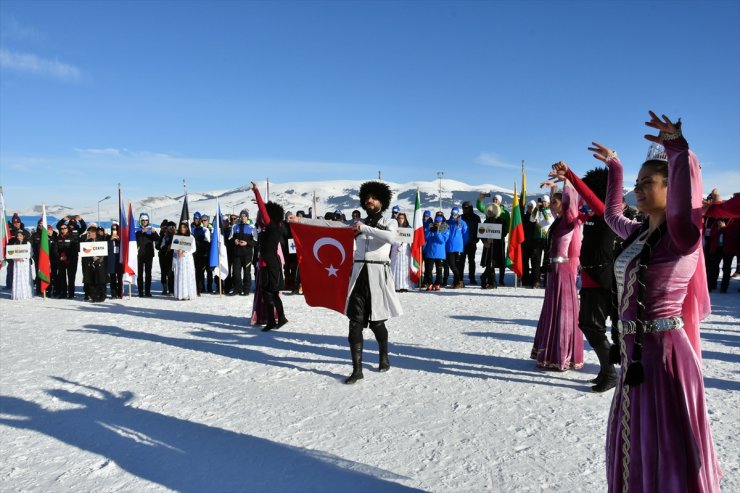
[{"left": 18, "top": 180, "right": 517, "bottom": 226}]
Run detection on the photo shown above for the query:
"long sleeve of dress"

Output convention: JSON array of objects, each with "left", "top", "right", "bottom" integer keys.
[
  {"left": 604, "top": 156, "right": 640, "bottom": 240},
  {"left": 253, "top": 187, "right": 270, "bottom": 227},
  {"left": 664, "top": 137, "right": 702, "bottom": 255},
  {"left": 565, "top": 169, "right": 605, "bottom": 216},
  {"left": 705, "top": 195, "right": 740, "bottom": 218},
  {"left": 561, "top": 184, "right": 578, "bottom": 225}
]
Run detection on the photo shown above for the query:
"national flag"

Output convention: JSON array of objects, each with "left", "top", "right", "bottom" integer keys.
[
  {"left": 0, "top": 189, "right": 8, "bottom": 269},
  {"left": 290, "top": 220, "right": 356, "bottom": 314},
  {"left": 409, "top": 189, "right": 425, "bottom": 285},
  {"left": 119, "top": 189, "right": 129, "bottom": 274},
  {"left": 209, "top": 199, "right": 229, "bottom": 282},
  {"left": 179, "top": 193, "right": 190, "bottom": 225},
  {"left": 521, "top": 161, "right": 527, "bottom": 205},
  {"left": 123, "top": 202, "right": 138, "bottom": 283},
  {"left": 507, "top": 183, "right": 525, "bottom": 279},
  {"left": 37, "top": 204, "right": 51, "bottom": 293}
]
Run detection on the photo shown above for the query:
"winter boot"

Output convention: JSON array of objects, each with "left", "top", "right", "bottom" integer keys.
[
  {"left": 591, "top": 340, "right": 618, "bottom": 393},
  {"left": 379, "top": 354, "right": 390, "bottom": 372},
  {"left": 345, "top": 343, "right": 364, "bottom": 384}
]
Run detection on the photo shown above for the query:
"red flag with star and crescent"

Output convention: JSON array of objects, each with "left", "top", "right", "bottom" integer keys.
[{"left": 290, "top": 220, "right": 356, "bottom": 315}]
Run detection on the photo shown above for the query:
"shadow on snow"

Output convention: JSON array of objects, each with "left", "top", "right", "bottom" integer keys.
[{"left": 0, "top": 378, "right": 423, "bottom": 493}]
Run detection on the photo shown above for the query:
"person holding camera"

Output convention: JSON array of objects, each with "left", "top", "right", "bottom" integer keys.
[
  {"left": 528, "top": 196, "right": 554, "bottom": 288},
  {"left": 445, "top": 206, "right": 468, "bottom": 288},
  {"left": 135, "top": 213, "right": 160, "bottom": 297},
  {"left": 423, "top": 215, "right": 449, "bottom": 291}
]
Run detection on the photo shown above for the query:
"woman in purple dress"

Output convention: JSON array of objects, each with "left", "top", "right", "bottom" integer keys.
[
  {"left": 530, "top": 181, "right": 584, "bottom": 370},
  {"left": 592, "top": 111, "right": 721, "bottom": 492}
]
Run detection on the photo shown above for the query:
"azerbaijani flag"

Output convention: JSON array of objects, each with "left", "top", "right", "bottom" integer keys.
[
  {"left": 507, "top": 182, "right": 524, "bottom": 279},
  {"left": 37, "top": 204, "right": 51, "bottom": 293},
  {"left": 409, "top": 189, "right": 425, "bottom": 285},
  {"left": 123, "top": 202, "right": 138, "bottom": 283},
  {"left": 209, "top": 198, "right": 229, "bottom": 286}
]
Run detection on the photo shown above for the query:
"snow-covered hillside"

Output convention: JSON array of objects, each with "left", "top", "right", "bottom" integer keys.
[{"left": 16, "top": 179, "right": 516, "bottom": 226}]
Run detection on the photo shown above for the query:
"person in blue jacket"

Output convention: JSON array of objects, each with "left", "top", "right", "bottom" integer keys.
[
  {"left": 445, "top": 206, "right": 468, "bottom": 288},
  {"left": 423, "top": 215, "right": 449, "bottom": 291}
]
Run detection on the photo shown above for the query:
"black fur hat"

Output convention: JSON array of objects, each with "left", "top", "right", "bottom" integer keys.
[
  {"left": 265, "top": 201, "right": 285, "bottom": 225},
  {"left": 582, "top": 166, "right": 609, "bottom": 203},
  {"left": 359, "top": 181, "right": 392, "bottom": 212}
]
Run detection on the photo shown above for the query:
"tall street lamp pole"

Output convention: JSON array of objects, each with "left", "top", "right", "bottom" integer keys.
[{"left": 97, "top": 195, "right": 111, "bottom": 223}]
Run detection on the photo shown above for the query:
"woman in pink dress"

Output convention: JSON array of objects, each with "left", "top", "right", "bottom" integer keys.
[
  {"left": 592, "top": 111, "right": 721, "bottom": 492},
  {"left": 530, "top": 181, "right": 584, "bottom": 371}
]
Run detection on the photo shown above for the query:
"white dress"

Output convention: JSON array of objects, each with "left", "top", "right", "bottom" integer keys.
[
  {"left": 390, "top": 241, "right": 411, "bottom": 290},
  {"left": 11, "top": 258, "right": 34, "bottom": 301},
  {"left": 173, "top": 240, "right": 197, "bottom": 300}
]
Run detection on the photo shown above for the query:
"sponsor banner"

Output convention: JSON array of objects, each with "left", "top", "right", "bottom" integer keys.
[
  {"left": 79, "top": 242, "right": 109, "bottom": 258},
  {"left": 6, "top": 244, "right": 31, "bottom": 259},
  {"left": 395, "top": 227, "right": 413, "bottom": 243},
  {"left": 478, "top": 223, "right": 502, "bottom": 239},
  {"left": 171, "top": 235, "right": 195, "bottom": 252}
]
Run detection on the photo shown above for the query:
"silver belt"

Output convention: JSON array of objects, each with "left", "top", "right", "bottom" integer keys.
[
  {"left": 550, "top": 257, "right": 570, "bottom": 263},
  {"left": 617, "top": 317, "right": 684, "bottom": 335}
]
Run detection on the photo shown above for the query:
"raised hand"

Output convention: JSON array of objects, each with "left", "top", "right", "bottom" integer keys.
[
  {"left": 539, "top": 180, "right": 557, "bottom": 189},
  {"left": 644, "top": 110, "right": 679, "bottom": 143},
  {"left": 548, "top": 161, "right": 568, "bottom": 182},
  {"left": 588, "top": 142, "right": 616, "bottom": 163}
]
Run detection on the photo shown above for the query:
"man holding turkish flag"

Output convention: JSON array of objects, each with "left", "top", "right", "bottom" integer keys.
[
  {"left": 290, "top": 220, "right": 356, "bottom": 314},
  {"left": 290, "top": 181, "right": 403, "bottom": 385}
]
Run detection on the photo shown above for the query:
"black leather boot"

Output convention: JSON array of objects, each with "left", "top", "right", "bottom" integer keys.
[
  {"left": 345, "top": 343, "right": 364, "bottom": 384},
  {"left": 592, "top": 340, "right": 618, "bottom": 393}
]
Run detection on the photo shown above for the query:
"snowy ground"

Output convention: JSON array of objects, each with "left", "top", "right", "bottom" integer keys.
[{"left": 1, "top": 265, "right": 738, "bottom": 493}]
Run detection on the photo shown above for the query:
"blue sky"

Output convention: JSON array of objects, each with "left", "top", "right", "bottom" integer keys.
[{"left": 1, "top": 0, "right": 738, "bottom": 211}]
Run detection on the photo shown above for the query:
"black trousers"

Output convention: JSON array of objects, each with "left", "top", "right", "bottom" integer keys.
[
  {"left": 232, "top": 255, "right": 252, "bottom": 294},
  {"left": 708, "top": 246, "right": 734, "bottom": 292},
  {"left": 423, "top": 258, "right": 443, "bottom": 286},
  {"left": 578, "top": 287, "right": 612, "bottom": 348},
  {"left": 521, "top": 242, "right": 532, "bottom": 286},
  {"left": 463, "top": 243, "right": 477, "bottom": 283},
  {"left": 159, "top": 254, "right": 174, "bottom": 293},
  {"left": 137, "top": 256, "right": 154, "bottom": 295},
  {"left": 446, "top": 252, "right": 461, "bottom": 284},
  {"left": 529, "top": 239, "right": 546, "bottom": 285},
  {"left": 56, "top": 262, "right": 77, "bottom": 297},
  {"left": 346, "top": 266, "right": 388, "bottom": 351}
]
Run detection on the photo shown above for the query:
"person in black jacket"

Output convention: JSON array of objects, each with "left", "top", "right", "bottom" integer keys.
[
  {"left": 551, "top": 163, "right": 618, "bottom": 392},
  {"left": 54, "top": 217, "right": 85, "bottom": 298},
  {"left": 81, "top": 226, "right": 108, "bottom": 302},
  {"left": 191, "top": 212, "right": 211, "bottom": 295},
  {"left": 156, "top": 220, "right": 175, "bottom": 296},
  {"left": 107, "top": 223, "right": 123, "bottom": 298},
  {"left": 135, "top": 213, "right": 160, "bottom": 297},
  {"left": 460, "top": 201, "right": 481, "bottom": 285},
  {"left": 230, "top": 209, "right": 255, "bottom": 296}
]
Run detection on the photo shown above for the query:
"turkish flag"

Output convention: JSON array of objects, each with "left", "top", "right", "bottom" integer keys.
[{"left": 290, "top": 221, "right": 356, "bottom": 315}]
